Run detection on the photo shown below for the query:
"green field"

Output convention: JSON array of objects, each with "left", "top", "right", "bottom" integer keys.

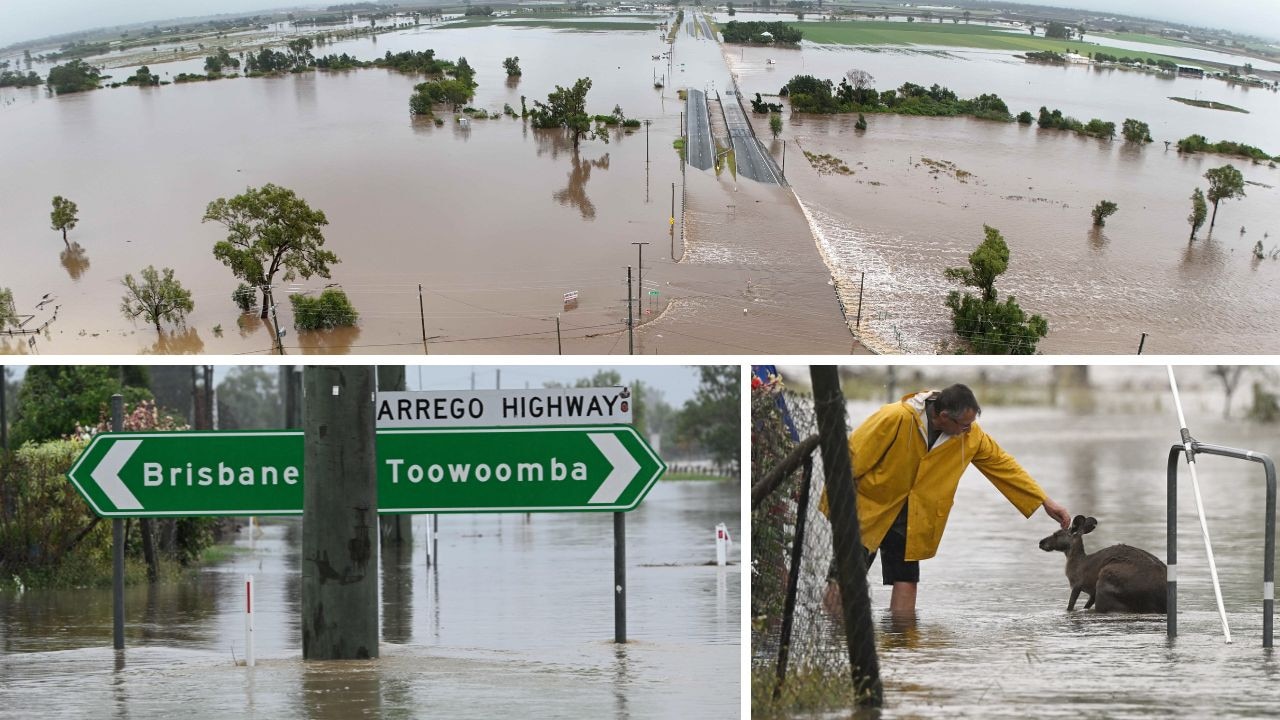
[
  {"left": 440, "top": 14, "right": 661, "bottom": 31},
  {"left": 786, "top": 21, "right": 1188, "bottom": 65}
]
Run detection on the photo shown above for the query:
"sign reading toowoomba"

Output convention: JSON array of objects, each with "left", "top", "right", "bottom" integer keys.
[
  {"left": 66, "top": 426, "right": 664, "bottom": 517},
  {"left": 375, "top": 387, "right": 633, "bottom": 428}
]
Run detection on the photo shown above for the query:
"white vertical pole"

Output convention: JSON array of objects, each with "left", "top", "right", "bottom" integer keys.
[
  {"left": 245, "top": 574, "right": 256, "bottom": 666},
  {"left": 715, "top": 523, "right": 728, "bottom": 566},
  {"left": 1167, "top": 365, "right": 1232, "bottom": 643}
]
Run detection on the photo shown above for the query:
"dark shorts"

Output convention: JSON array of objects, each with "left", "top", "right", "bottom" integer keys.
[{"left": 865, "top": 530, "right": 920, "bottom": 586}]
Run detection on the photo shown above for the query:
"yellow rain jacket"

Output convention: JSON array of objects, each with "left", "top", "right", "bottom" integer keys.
[{"left": 847, "top": 391, "right": 1047, "bottom": 561}]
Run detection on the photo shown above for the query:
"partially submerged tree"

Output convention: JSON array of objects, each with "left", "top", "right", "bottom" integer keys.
[
  {"left": 503, "top": 56, "right": 521, "bottom": 77},
  {"left": 1091, "top": 200, "right": 1118, "bottom": 227},
  {"left": 120, "top": 265, "right": 194, "bottom": 333},
  {"left": 50, "top": 195, "right": 78, "bottom": 247},
  {"left": 1204, "top": 164, "right": 1245, "bottom": 231},
  {"left": 944, "top": 225, "right": 1048, "bottom": 354},
  {"left": 0, "top": 287, "right": 17, "bottom": 330},
  {"left": 1121, "top": 118, "right": 1151, "bottom": 143},
  {"left": 1188, "top": 187, "right": 1207, "bottom": 240},
  {"left": 289, "top": 288, "right": 358, "bottom": 330},
  {"left": 202, "top": 184, "right": 338, "bottom": 319},
  {"left": 769, "top": 112, "right": 782, "bottom": 138},
  {"left": 529, "top": 77, "right": 609, "bottom": 150}
]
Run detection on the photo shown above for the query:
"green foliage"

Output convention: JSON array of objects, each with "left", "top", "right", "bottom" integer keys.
[
  {"left": 0, "top": 439, "right": 102, "bottom": 579},
  {"left": 1121, "top": 118, "right": 1152, "bottom": 143},
  {"left": 232, "top": 283, "right": 256, "bottom": 313},
  {"left": 769, "top": 112, "right": 783, "bottom": 138},
  {"left": 0, "top": 287, "right": 16, "bottom": 330},
  {"left": 203, "top": 184, "right": 338, "bottom": 318},
  {"left": 9, "top": 367, "right": 151, "bottom": 448},
  {"left": 529, "top": 77, "right": 610, "bottom": 149},
  {"left": 1203, "top": 164, "right": 1246, "bottom": 229},
  {"left": 216, "top": 367, "right": 282, "bottom": 430},
  {"left": 721, "top": 21, "right": 803, "bottom": 44},
  {"left": 0, "top": 70, "right": 41, "bottom": 87},
  {"left": 1177, "top": 134, "right": 1274, "bottom": 161},
  {"left": 1016, "top": 110, "right": 1034, "bottom": 124},
  {"left": 1037, "top": 106, "right": 1115, "bottom": 138},
  {"left": 288, "top": 288, "right": 358, "bottom": 330},
  {"left": 203, "top": 47, "right": 240, "bottom": 74},
  {"left": 46, "top": 59, "right": 101, "bottom": 94},
  {"left": 120, "top": 266, "right": 194, "bottom": 332},
  {"left": 854, "top": 113, "right": 867, "bottom": 131},
  {"left": 1188, "top": 187, "right": 1208, "bottom": 240},
  {"left": 943, "top": 226, "right": 1046, "bottom": 354},
  {"left": 503, "top": 56, "right": 522, "bottom": 77},
  {"left": 315, "top": 53, "right": 369, "bottom": 70},
  {"left": 465, "top": 5, "right": 494, "bottom": 15},
  {"left": 785, "top": 74, "right": 1010, "bottom": 122},
  {"left": 944, "top": 225, "right": 1007, "bottom": 302},
  {"left": 408, "top": 56, "right": 477, "bottom": 113},
  {"left": 124, "top": 65, "right": 160, "bottom": 86},
  {"left": 1091, "top": 200, "right": 1118, "bottom": 226},
  {"left": 675, "top": 366, "right": 740, "bottom": 473},
  {"left": 1023, "top": 50, "right": 1066, "bottom": 63},
  {"left": 1044, "top": 21, "right": 1070, "bottom": 39},
  {"left": 50, "top": 195, "right": 78, "bottom": 245},
  {"left": 376, "top": 49, "right": 449, "bottom": 74}
]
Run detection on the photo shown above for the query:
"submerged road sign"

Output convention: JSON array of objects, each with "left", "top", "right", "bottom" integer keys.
[{"left": 67, "top": 426, "right": 664, "bottom": 517}]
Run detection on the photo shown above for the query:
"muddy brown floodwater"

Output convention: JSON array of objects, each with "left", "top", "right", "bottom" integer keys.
[
  {"left": 757, "top": 368, "right": 1280, "bottom": 716},
  {"left": 0, "top": 480, "right": 739, "bottom": 718},
  {"left": 727, "top": 40, "right": 1280, "bottom": 354},
  {"left": 0, "top": 21, "right": 853, "bottom": 355}
]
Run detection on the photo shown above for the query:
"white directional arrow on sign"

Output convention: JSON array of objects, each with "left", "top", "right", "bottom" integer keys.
[
  {"left": 91, "top": 439, "right": 143, "bottom": 510},
  {"left": 587, "top": 432, "right": 642, "bottom": 504}
]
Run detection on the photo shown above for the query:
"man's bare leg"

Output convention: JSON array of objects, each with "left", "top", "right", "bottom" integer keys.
[{"left": 889, "top": 581, "right": 917, "bottom": 619}]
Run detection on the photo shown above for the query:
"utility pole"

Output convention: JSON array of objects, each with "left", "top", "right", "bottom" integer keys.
[
  {"left": 377, "top": 366, "right": 410, "bottom": 547},
  {"left": 644, "top": 119, "right": 651, "bottom": 164},
  {"left": 631, "top": 242, "right": 651, "bottom": 323},
  {"left": 627, "top": 266, "right": 634, "bottom": 355},
  {"left": 418, "top": 283, "right": 429, "bottom": 355},
  {"left": 301, "top": 366, "right": 379, "bottom": 661},
  {"left": 268, "top": 286, "right": 285, "bottom": 355},
  {"left": 556, "top": 315, "right": 563, "bottom": 355}
]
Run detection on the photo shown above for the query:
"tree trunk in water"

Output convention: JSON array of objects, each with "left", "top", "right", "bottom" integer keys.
[
  {"left": 61, "top": 229, "right": 68, "bottom": 248},
  {"left": 259, "top": 287, "right": 271, "bottom": 318},
  {"left": 140, "top": 518, "right": 159, "bottom": 581},
  {"left": 302, "top": 365, "right": 379, "bottom": 660},
  {"left": 1209, "top": 201, "right": 1219, "bottom": 230}
]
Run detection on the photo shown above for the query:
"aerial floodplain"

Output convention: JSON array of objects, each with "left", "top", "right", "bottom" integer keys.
[{"left": 0, "top": 1, "right": 1278, "bottom": 354}]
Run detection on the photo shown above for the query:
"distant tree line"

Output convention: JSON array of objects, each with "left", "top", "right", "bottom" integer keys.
[
  {"left": 721, "top": 21, "right": 803, "bottom": 44},
  {"left": 782, "top": 72, "right": 1011, "bottom": 122},
  {"left": 1177, "top": 134, "right": 1278, "bottom": 162}
]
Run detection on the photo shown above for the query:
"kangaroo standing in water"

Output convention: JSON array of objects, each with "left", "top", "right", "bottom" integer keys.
[{"left": 1039, "top": 515, "right": 1167, "bottom": 614}]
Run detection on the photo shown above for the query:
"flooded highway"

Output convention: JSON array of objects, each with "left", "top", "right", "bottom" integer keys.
[{"left": 0, "top": 480, "right": 740, "bottom": 718}]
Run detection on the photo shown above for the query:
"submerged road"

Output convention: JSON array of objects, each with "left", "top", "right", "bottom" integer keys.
[
  {"left": 720, "top": 82, "right": 783, "bottom": 185},
  {"left": 685, "top": 88, "right": 715, "bottom": 171}
]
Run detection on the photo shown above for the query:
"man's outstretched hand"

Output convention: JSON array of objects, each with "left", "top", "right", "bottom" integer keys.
[{"left": 1042, "top": 497, "right": 1071, "bottom": 529}]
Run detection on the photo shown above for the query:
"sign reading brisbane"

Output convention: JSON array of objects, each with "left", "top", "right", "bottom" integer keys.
[{"left": 66, "top": 426, "right": 665, "bottom": 518}]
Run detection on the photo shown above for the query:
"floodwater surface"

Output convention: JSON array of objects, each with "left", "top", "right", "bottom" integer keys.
[
  {"left": 759, "top": 374, "right": 1280, "bottom": 716},
  {"left": 0, "top": 480, "right": 740, "bottom": 718},
  {"left": 727, "top": 42, "right": 1280, "bottom": 353}
]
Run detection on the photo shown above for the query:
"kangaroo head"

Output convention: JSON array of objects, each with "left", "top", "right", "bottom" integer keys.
[{"left": 1039, "top": 514, "right": 1097, "bottom": 553}]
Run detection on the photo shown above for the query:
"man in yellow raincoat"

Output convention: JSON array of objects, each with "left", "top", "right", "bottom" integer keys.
[{"left": 838, "top": 384, "right": 1071, "bottom": 618}]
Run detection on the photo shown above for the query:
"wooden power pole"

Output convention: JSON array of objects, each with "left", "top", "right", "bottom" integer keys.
[{"left": 301, "top": 365, "right": 379, "bottom": 660}]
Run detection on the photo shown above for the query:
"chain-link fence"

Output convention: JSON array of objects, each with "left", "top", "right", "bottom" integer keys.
[{"left": 751, "top": 369, "right": 880, "bottom": 715}]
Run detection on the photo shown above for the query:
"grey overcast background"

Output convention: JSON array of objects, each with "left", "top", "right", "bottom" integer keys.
[{"left": 0, "top": 0, "right": 1277, "bottom": 48}]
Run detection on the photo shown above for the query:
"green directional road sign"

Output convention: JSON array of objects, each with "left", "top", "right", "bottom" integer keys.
[{"left": 67, "top": 426, "right": 665, "bottom": 517}]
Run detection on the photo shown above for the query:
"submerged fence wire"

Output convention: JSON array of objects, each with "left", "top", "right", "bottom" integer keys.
[{"left": 751, "top": 376, "right": 879, "bottom": 715}]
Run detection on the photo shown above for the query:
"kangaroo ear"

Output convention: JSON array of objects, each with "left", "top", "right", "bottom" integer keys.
[
  {"left": 1082, "top": 517, "right": 1098, "bottom": 534},
  {"left": 1070, "top": 515, "right": 1086, "bottom": 533}
]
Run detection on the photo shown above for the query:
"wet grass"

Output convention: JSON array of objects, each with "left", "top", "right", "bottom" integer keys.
[
  {"left": 751, "top": 665, "right": 871, "bottom": 717},
  {"left": 803, "top": 150, "right": 853, "bottom": 175},
  {"left": 788, "top": 21, "right": 1186, "bottom": 64},
  {"left": 1169, "top": 97, "right": 1249, "bottom": 113}
]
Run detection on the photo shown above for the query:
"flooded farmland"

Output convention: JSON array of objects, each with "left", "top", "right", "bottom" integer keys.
[
  {"left": 754, "top": 366, "right": 1280, "bottom": 717},
  {"left": 727, "top": 37, "right": 1280, "bottom": 354},
  {"left": 0, "top": 480, "right": 740, "bottom": 718}
]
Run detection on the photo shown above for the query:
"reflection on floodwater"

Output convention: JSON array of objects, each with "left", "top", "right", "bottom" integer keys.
[{"left": 0, "top": 481, "right": 739, "bottom": 718}]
